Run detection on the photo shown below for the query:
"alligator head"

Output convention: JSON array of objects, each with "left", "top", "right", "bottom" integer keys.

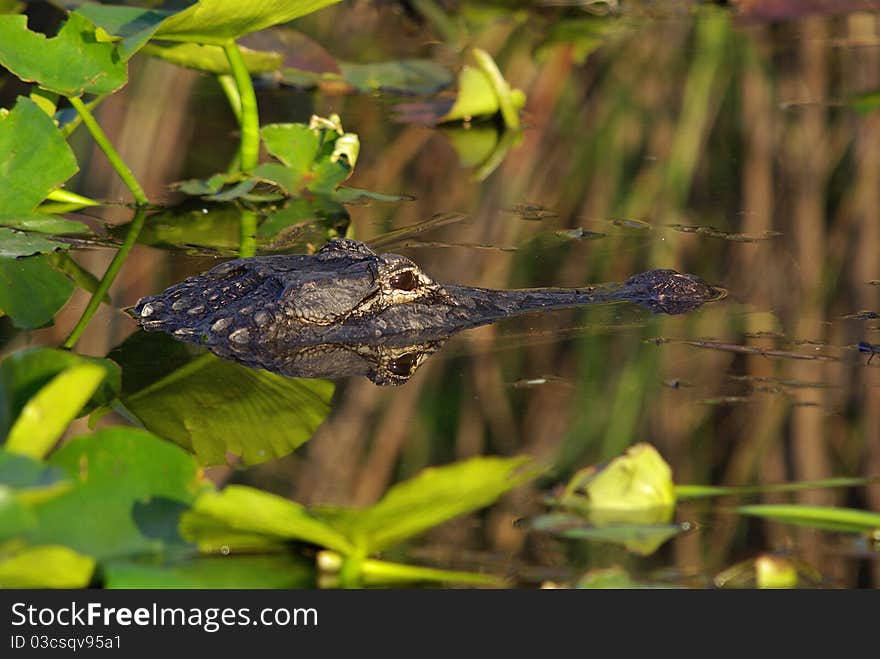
[{"left": 128, "top": 238, "right": 726, "bottom": 384}]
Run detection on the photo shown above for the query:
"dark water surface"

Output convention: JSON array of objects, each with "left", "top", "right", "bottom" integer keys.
[{"left": 3, "top": 3, "right": 880, "bottom": 587}]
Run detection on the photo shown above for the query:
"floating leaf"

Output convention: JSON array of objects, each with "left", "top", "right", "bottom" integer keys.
[
  {"left": 0, "top": 13, "right": 128, "bottom": 96},
  {"left": 0, "top": 255, "right": 75, "bottom": 328},
  {"left": 0, "top": 545, "right": 95, "bottom": 588},
  {"left": 103, "top": 554, "right": 314, "bottom": 589},
  {"left": 0, "top": 228, "right": 69, "bottom": 257},
  {"left": 0, "top": 97, "right": 79, "bottom": 214},
  {"left": 109, "top": 331, "right": 334, "bottom": 466},
  {"left": 737, "top": 504, "right": 880, "bottom": 534},
  {"left": 0, "top": 348, "right": 121, "bottom": 441},
  {"left": 27, "top": 428, "right": 210, "bottom": 560},
  {"left": 0, "top": 214, "right": 90, "bottom": 235},
  {"left": 141, "top": 42, "right": 282, "bottom": 74},
  {"left": 339, "top": 59, "right": 453, "bottom": 95},
  {"left": 528, "top": 512, "right": 686, "bottom": 556},
  {"left": 181, "top": 485, "right": 353, "bottom": 553},
  {"left": 315, "top": 456, "right": 538, "bottom": 554},
  {"left": 5, "top": 363, "right": 107, "bottom": 459}
]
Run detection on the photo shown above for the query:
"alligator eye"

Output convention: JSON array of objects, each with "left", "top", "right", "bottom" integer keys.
[
  {"left": 388, "top": 353, "right": 419, "bottom": 376},
  {"left": 390, "top": 270, "right": 418, "bottom": 291}
]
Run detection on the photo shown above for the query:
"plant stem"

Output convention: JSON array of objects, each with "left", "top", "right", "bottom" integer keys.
[
  {"left": 223, "top": 40, "right": 260, "bottom": 171},
  {"left": 239, "top": 208, "right": 257, "bottom": 258},
  {"left": 68, "top": 96, "right": 148, "bottom": 206},
  {"left": 217, "top": 74, "right": 242, "bottom": 124},
  {"left": 62, "top": 208, "right": 146, "bottom": 349}
]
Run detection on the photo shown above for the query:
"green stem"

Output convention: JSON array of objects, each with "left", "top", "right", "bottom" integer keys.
[
  {"left": 222, "top": 41, "right": 260, "bottom": 172},
  {"left": 239, "top": 208, "right": 257, "bottom": 258},
  {"left": 217, "top": 74, "right": 242, "bottom": 124},
  {"left": 62, "top": 208, "right": 146, "bottom": 349},
  {"left": 68, "top": 96, "right": 148, "bottom": 206}
]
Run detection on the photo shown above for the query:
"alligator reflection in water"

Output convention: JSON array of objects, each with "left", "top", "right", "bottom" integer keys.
[{"left": 127, "top": 239, "right": 726, "bottom": 384}]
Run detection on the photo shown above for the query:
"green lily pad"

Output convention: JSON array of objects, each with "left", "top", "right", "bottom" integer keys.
[
  {"left": 0, "top": 255, "right": 75, "bottom": 329},
  {"left": 0, "top": 347, "right": 121, "bottom": 441},
  {"left": 0, "top": 545, "right": 95, "bottom": 588},
  {"left": 27, "top": 428, "right": 210, "bottom": 560},
  {"left": 0, "top": 228, "right": 69, "bottom": 257},
  {"left": 0, "top": 214, "right": 90, "bottom": 235},
  {"left": 102, "top": 554, "right": 314, "bottom": 589},
  {"left": 109, "top": 331, "right": 334, "bottom": 466},
  {"left": 0, "top": 13, "right": 128, "bottom": 96},
  {"left": 141, "top": 42, "right": 282, "bottom": 75},
  {"left": 339, "top": 59, "right": 453, "bottom": 95},
  {"left": 528, "top": 512, "right": 686, "bottom": 556},
  {"left": 314, "top": 456, "right": 538, "bottom": 554},
  {"left": 181, "top": 486, "right": 353, "bottom": 554},
  {"left": 5, "top": 363, "right": 108, "bottom": 460},
  {"left": 182, "top": 456, "right": 538, "bottom": 558},
  {"left": 0, "top": 97, "right": 79, "bottom": 214}
]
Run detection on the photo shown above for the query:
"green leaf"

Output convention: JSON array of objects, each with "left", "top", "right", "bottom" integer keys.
[
  {"left": 28, "top": 428, "right": 210, "bottom": 560},
  {"left": 0, "top": 13, "right": 128, "bottom": 96},
  {"left": 562, "top": 443, "right": 677, "bottom": 516},
  {"left": 0, "top": 255, "right": 75, "bottom": 328},
  {"left": 119, "top": 203, "right": 245, "bottom": 253},
  {"left": 676, "top": 477, "right": 876, "bottom": 500},
  {"left": 0, "top": 227, "right": 69, "bottom": 257},
  {"left": 339, "top": 59, "right": 453, "bottom": 95},
  {"left": 103, "top": 554, "right": 314, "bottom": 589},
  {"left": 315, "top": 456, "right": 538, "bottom": 554},
  {"left": 141, "top": 42, "right": 282, "bottom": 74},
  {"left": 72, "top": 5, "right": 170, "bottom": 61},
  {"left": 331, "top": 187, "right": 412, "bottom": 204},
  {"left": 110, "top": 332, "right": 334, "bottom": 465},
  {"left": 0, "top": 348, "right": 121, "bottom": 441},
  {"left": 0, "top": 97, "right": 78, "bottom": 214},
  {"left": 0, "top": 450, "right": 68, "bottom": 491},
  {"left": 0, "top": 545, "right": 95, "bottom": 588},
  {"left": 155, "top": 0, "right": 345, "bottom": 44},
  {"left": 260, "top": 123, "right": 321, "bottom": 171},
  {"left": 181, "top": 485, "right": 353, "bottom": 554},
  {"left": 528, "top": 512, "right": 685, "bottom": 556},
  {"left": 5, "top": 363, "right": 107, "bottom": 459},
  {"left": 736, "top": 504, "right": 880, "bottom": 534},
  {"left": 0, "top": 214, "right": 90, "bottom": 235}
]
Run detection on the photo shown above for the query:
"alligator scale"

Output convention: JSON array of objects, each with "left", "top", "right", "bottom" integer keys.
[{"left": 128, "top": 239, "right": 726, "bottom": 384}]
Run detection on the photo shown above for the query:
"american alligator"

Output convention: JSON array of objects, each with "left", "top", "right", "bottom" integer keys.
[{"left": 128, "top": 238, "right": 726, "bottom": 384}]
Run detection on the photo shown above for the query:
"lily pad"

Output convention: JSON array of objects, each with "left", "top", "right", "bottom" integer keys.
[
  {"left": 0, "top": 545, "right": 95, "bottom": 588},
  {"left": 27, "top": 428, "right": 210, "bottom": 560},
  {"left": 5, "top": 363, "right": 108, "bottom": 460},
  {"left": 102, "top": 554, "right": 314, "bottom": 589},
  {"left": 182, "top": 456, "right": 537, "bottom": 557},
  {"left": 109, "top": 331, "right": 335, "bottom": 466},
  {"left": 0, "top": 347, "right": 121, "bottom": 441},
  {"left": 339, "top": 59, "right": 453, "bottom": 95},
  {"left": 0, "top": 13, "right": 128, "bottom": 96},
  {"left": 0, "top": 228, "right": 70, "bottom": 258},
  {"left": 0, "top": 214, "right": 90, "bottom": 235},
  {"left": 0, "top": 97, "right": 79, "bottom": 214},
  {"left": 0, "top": 255, "right": 75, "bottom": 329},
  {"left": 181, "top": 486, "right": 353, "bottom": 553},
  {"left": 314, "top": 455, "right": 538, "bottom": 554}
]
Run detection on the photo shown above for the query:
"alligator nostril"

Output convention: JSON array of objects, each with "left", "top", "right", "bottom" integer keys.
[{"left": 388, "top": 353, "right": 419, "bottom": 375}]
